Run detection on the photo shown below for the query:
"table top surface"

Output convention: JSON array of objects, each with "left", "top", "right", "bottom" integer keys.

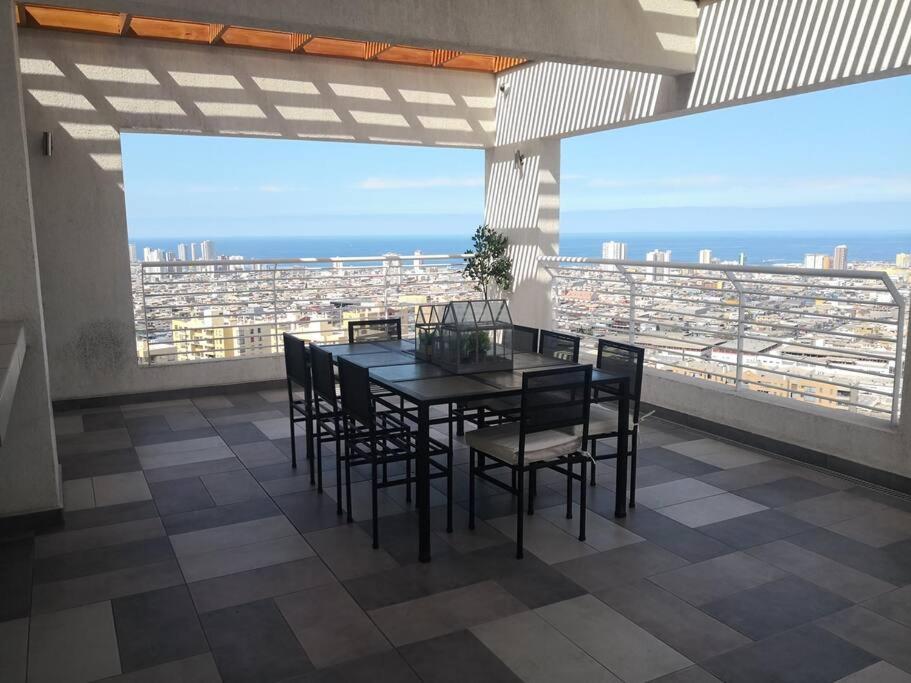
[{"left": 314, "top": 340, "right": 630, "bottom": 405}]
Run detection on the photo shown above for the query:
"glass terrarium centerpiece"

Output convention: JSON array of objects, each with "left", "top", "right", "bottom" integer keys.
[
  {"left": 425, "top": 299, "right": 514, "bottom": 374},
  {"left": 414, "top": 303, "right": 446, "bottom": 362}
]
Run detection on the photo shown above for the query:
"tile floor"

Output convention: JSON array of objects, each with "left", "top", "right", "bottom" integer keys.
[{"left": 2, "top": 389, "right": 911, "bottom": 682}]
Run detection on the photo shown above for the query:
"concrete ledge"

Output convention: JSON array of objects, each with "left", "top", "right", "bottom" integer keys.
[{"left": 0, "top": 322, "right": 27, "bottom": 447}]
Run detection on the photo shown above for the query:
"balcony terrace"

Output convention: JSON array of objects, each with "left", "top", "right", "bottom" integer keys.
[{"left": 2, "top": 1, "right": 911, "bottom": 682}]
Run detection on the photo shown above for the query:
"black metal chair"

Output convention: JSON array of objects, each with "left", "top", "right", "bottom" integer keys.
[
  {"left": 348, "top": 318, "right": 402, "bottom": 344},
  {"left": 512, "top": 324, "right": 539, "bottom": 353},
  {"left": 282, "top": 333, "right": 314, "bottom": 480},
  {"left": 586, "top": 339, "right": 645, "bottom": 507},
  {"left": 337, "top": 356, "right": 452, "bottom": 548},
  {"left": 309, "top": 345, "right": 347, "bottom": 507},
  {"left": 466, "top": 365, "right": 593, "bottom": 559},
  {"left": 538, "top": 330, "right": 581, "bottom": 363}
]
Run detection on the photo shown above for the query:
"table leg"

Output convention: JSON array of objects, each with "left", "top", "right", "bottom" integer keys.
[
  {"left": 614, "top": 380, "right": 629, "bottom": 518},
  {"left": 417, "top": 402, "right": 432, "bottom": 562}
]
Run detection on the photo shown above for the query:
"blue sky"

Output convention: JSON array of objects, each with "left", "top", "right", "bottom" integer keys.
[{"left": 122, "top": 73, "right": 910, "bottom": 238}]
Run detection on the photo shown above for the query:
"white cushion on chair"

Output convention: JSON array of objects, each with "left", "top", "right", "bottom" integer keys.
[
  {"left": 588, "top": 404, "right": 620, "bottom": 437},
  {"left": 465, "top": 422, "right": 582, "bottom": 464}
]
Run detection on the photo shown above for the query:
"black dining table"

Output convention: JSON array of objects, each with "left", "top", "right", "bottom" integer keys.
[{"left": 312, "top": 338, "right": 632, "bottom": 562}]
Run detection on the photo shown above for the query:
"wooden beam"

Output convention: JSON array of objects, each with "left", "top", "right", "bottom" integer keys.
[
  {"left": 432, "top": 49, "right": 461, "bottom": 67},
  {"left": 291, "top": 32, "right": 313, "bottom": 52},
  {"left": 118, "top": 13, "right": 132, "bottom": 36},
  {"left": 365, "top": 41, "right": 391, "bottom": 60},
  {"left": 208, "top": 23, "right": 228, "bottom": 44}
]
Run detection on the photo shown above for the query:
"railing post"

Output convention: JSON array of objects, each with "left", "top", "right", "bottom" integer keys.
[
  {"left": 616, "top": 264, "right": 636, "bottom": 345},
  {"left": 724, "top": 271, "right": 745, "bottom": 390},
  {"left": 140, "top": 265, "right": 151, "bottom": 366},
  {"left": 271, "top": 264, "right": 279, "bottom": 356}
]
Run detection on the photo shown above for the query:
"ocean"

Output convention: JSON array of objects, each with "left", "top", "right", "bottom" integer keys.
[{"left": 131, "top": 229, "right": 911, "bottom": 265}]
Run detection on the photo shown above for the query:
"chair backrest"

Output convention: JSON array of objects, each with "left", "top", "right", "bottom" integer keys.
[
  {"left": 282, "top": 333, "right": 311, "bottom": 395},
  {"left": 512, "top": 325, "right": 539, "bottom": 354},
  {"left": 348, "top": 318, "right": 402, "bottom": 344},
  {"left": 308, "top": 345, "right": 337, "bottom": 404},
  {"left": 520, "top": 365, "right": 592, "bottom": 444},
  {"left": 596, "top": 338, "right": 645, "bottom": 419},
  {"left": 337, "top": 356, "right": 374, "bottom": 426},
  {"left": 539, "top": 330, "right": 581, "bottom": 363}
]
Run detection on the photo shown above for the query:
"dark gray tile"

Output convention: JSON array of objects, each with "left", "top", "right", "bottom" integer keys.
[
  {"left": 597, "top": 579, "right": 750, "bottom": 662},
  {"left": 60, "top": 448, "right": 141, "bottom": 480},
  {"left": 649, "top": 551, "right": 785, "bottom": 606},
  {"left": 818, "top": 605, "right": 911, "bottom": 674},
  {"left": 612, "top": 506, "right": 735, "bottom": 562},
  {"left": 736, "top": 477, "right": 836, "bottom": 508},
  {"left": 33, "top": 537, "right": 174, "bottom": 584},
  {"left": 112, "top": 584, "right": 209, "bottom": 672},
  {"left": 143, "top": 456, "right": 244, "bottom": 484},
  {"left": 215, "top": 423, "right": 268, "bottom": 446},
  {"left": 789, "top": 527, "right": 911, "bottom": 585},
  {"left": 131, "top": 427, "right": 218, "bottom": 448},
  {"left": 702, "top": 575, "right": 851, "bottom": 639},
  {"left": 293, "top": 650, "right": 419, "bottom": 683},
  {"left": 83, "top": 411, "right": 126, "bottom": 432},
  {"left": 0, "top": 537, "right": 33, "bottom": 621},
  {"left": 650, "top": 666, "right": 722, "bottom": 683},
  {"left": 200, "top": 469, "right": 266, "bottom": 505},
  {"left": 53, "top": 500, "right": 158, "bottom": 532},
  {"left": 698, "top": 509, "right": 815, "bottom": 550},
  {"left": 149, "top": 477, "right": 215, "bottom": 516},
  {"left": 554, "top": 541, "right": 689, "bottom": 593},
  {"left": 703, "top": 624, "right": 876, "bottom": 683},
  {"left": 399, "top": 630, "right": 521, "bottom": 682},
  {"left": 638, "top": 447, "right": 723, "bottom": 477},
  {"left": 863, "top": 585, "right": 911, "bottom": 628},
  {"left": 125, "top": 415, "right": 171, "bottom": 437},
  {"left": 161, "top": 496, "right": 279, "bottom": 535},
  {"left": 273, "top": 490, "right": 346, "bottom": 534},
  {"left": 201, "top": 598, "right": 312, "bottom": 683}
]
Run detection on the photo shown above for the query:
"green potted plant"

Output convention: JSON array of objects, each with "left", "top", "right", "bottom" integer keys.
[{"left": 462, "top": 224, "right": 513, "bottom": 300}]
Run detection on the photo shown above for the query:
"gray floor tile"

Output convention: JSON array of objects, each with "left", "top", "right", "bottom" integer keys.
[
  {"left": 170, "top": 515, "right": 298, "bottom": 557},
  {"left": 696, "top": 461, "right": 798, "bottom": 491},
  {"left": 58, "top": 428, "right": 132, "bottom": 456},
  {"left": 613, "top": 507, "right": 735, "bottom": 562},
  {"left": 863, "top": 585, "right": 911, "bottom": 628},
  {"left": 131, "top": 427, "right": 219, "bottom": 448},
  {"left": 304, "top": 524, "right": 399, "bottom": 581},
  {"left": 63, "top": 478, "right": 95, "bottom": 511},
  {"left": 635, "top": 478, "right": 727, "bottom": 509},
  {"left": 636, "top": 447, "right": 722, "bottom": 477},
  {"left": 60, "top": 448, "right": 141, "bottom": 481},
  {"left": 782, "top": 490, "right": 889, "bottom": 527},
  {"left": 164, "top": 411, "right": 210, "bottom": 432},
  {"left": 736, "top": 476, "right": 837, "bottom": 507},
  {"left": 818, "top": 605, "right": 911, "bottom": 674},
  {"left": 489, "top": 512, "right": 598, "bottom": 565},
  {"left": 54, "top": 500, "right": 159, "bottom": 532},
  {"left": 136, "top": 436, "right": 228, "bottom": 457},
  {"left": 472, "top": 610, "right": 620, "bottom": 683},
  {"left": 193, "top": 396, "right": 233, "bottom": 410},
  {"left": 189, "top": 557, "right": 335, "bottom": 613},
  {"left": 28, "top": 601, "right": 122, "bottom": 683},
  {"left": 201, "top": 598, "right": 312, "bottom": 683},
  {"left": 93, "top": 471, "right": 152, "bottom": 507},
  {"left": 277, "top": 582, "right": 391, "bottom": 668},
  {"left": 83, "top": 411, "right": 126, "bottom": 431},
  {"left": 215, "top": 422, "right": 269, "bottom": 446},
  {"left": 650, "top": 666, "right": 723, "bottom": 683},
  {"left": 295, "top": 650, "right": 419, "bottom": 683},
  {"left": 538, "top": 503, "right": 645, "bottom": 552},
  {"left": 597, "top": 579, "right": 751, "bottom": 662},
  {"left": 0, "top": 617, "right": 28, "bottom": 683},
  {"left": 703, "top": 623, "right": 876, "bottom": 683},
  {"left": 177, "top": 533, "right": 315, "bottom": 583},
  {"left": 665, "top": 439, "right": 768, "bottom": 469},
  {"left": 657, "top": 493, "right": 767, "bottom": 528},
  {"left": 702, "top": 575, "right": 851, "bottom": 639},
  {"left": 747, "top": 540, "right": 896, "bottom": 602},
  {"left": 143, "top": 456, "right": 244, "bottom": 484},
  {"left": 231, "top": 440, "right": 288, "bottom": 468},
  {"left": 55, "top": 414, "right": 84, "bottom": 436},
  {"left": 33, "top": 537, "right": 175, "bottom": 585},
  {"left": 0, "top": 538, "right": 34, "bottom": 620},
  {"left": 200, "top": 469, "right": 266, "bottom": 505},
  {"left": 369, "top": 580, "right": 527, "bottom": 647},
  {"left": 537, "top": 593, "right": 692, "bottom": 682},
  {"left": 140, "top": 445, "right": 235, "bottom": 471},
  {"left": 35, "top": 517, "right": 165, "bottom": 558},
  {"left": 649, "top": 551, "right": 786, "bottom": 606},
  {"left": 697, "top": 509, "right": 815, "bottom": 550},
  {"left": 149, "top": 477, "right": 215, "bottom": 516},
  {"left": 162, "top": 496, "right": 279, "bottom": 536},
  {"left": 788, "top": 527, "right": 911, "bottom": 585},
  {"left": 98, "top": 653, "right": 222, "bottom": 683},
  {"left": 31, "top": 560, "right": 185, "bottom": 614},
  {"left": 112, "top": 585, "right": 209, "bottom": 672},
  {"left": 828, "top": 506, "right": 911, "bottom": 548},
  {"left": 274, "top": 490, "right": 347, "bottom": 534},
  {"left": 399, "top": 630, "right": 521, "bottom": 682},
  {"left": 836, "top": 661, "right": 911, "bottom": 682},
  {"left": 555, "top": 541, "right": 689, "bottom": 593}
]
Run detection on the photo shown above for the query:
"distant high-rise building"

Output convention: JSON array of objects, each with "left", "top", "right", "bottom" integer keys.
[
  {"left": 698, "top": 249, "right": 713, "bottom": 264},
  {"left": 128, "top": 243, "right": 137, "bottom": 262},
  {"left": 738, "top": 252, "right": 747, "bottom": 265},
  {"left": 833, "top": 244, "right": 848, "bottom": 270},
  {"left": 201, "top": 240, "right": 216, "bottom": 261},
  {"left": 897, "top": 253, "right": 911, "bottom": 268},
  {"left": 413, "top": 250, "right": 423, "bottom": 273},
  {"left": 601, "top": 241, "right": 627, "bottom": 260},
  {"left": 190, "top": 243, "right": 199, "bottom": 260},
  {"left": 804, "top": 253, "right": 831, "bottom": 269},
  {"left": 177, "top": 243, "right": 188, "bottom": 261},
  {"left": 143, "top": 246, "right": 153, "bottom": 262},
  {"left": 645, "top": 249, "right": 671, "bottom": 282}
]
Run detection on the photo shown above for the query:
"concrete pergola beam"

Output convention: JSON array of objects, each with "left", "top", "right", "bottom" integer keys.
[{"left": 37, "top": 0, "right": 699, "bottom": 75}]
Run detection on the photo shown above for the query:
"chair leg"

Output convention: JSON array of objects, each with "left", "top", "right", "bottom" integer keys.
[
  {"left": 590, "top": 439, "right": 597, "bottom": 486},
  {"left": 579, "top": 457, "right": 587, "bottom": 542},
  {"left": 527, "top": 468, "right": 536, "bottom": 516},
  {"left": 307, "top": 416, "right": 316, "bottom": 485},
  {"left": 405, "top": 457, "right": 412, "bottom": 504},
  {"left": 345, "top": 439, "right": 354, "bottom": 524},
  {"left": 629, "top": 429, "right": 638, "bottom": 507},
  {"left": 456, "top": 403, "right": 465, "bottom": 436},
  {"left": 516, "top": 467, "right": 525, "bottom": 559},
  {"left": 371, "top": 456, "right": 379, "bottom": 549},
  {"left": 289, "top": 404, "right": 297, "bottom": 469},
  {"left": 566, "top": 459, "right": 573, "bottom": 519},
  {"left": 468, "top": 448, "right": 476, "bottom": 530},
  {"left": 315, "top": 419, "right": 324, "bottom": 494},
  {"left": 446, "top": 446, "right": 454, "bottom": 533}
]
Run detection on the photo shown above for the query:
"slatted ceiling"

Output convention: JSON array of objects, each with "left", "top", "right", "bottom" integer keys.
[
  {"left": 22, "top": 4, "right": 122, "bottom": 34},
  {"left": 375, "top": 46, "right": 436, "bottom": 67},
  {"left": 220, "top": 27, "right": 295, "bottom": 52},
  {"left": 304, "top": 37, "right": 367, "bottom": 59},
  {"left": 128, "top": 16, "right": 210, "bottom": 43},
  {"left": 15, "top": 3, "right": 527, "bottom": 74}
]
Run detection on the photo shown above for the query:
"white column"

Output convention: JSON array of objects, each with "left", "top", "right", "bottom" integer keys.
[
  {"left": 484, "top": 138, "right": 560, "bottom": 329},
  {"left": 0, "top": 3, "right": 62, "bottom": 518}
]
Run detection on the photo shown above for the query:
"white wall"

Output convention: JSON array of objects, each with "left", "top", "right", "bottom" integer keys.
[
  {"left": 18, "top": 29, "right": 495, "bottom": 400},
  {"left": 0, "top": 5, "right": 61, "bottom": 517}
]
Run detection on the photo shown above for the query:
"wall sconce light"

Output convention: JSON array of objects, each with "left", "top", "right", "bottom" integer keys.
[
  {"left": 42, "top": 131, "right": 53, "bottom": 157},
  {"left": 514, "top": 149, "right": 525, "bottom": 170},
  {"left": 499, "top": 82, "right": 510, "bottom": 96}
]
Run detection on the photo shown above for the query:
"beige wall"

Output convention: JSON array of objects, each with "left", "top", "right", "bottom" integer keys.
[{"left": 18, "top": 29, "right": 494, "bottom": 400}]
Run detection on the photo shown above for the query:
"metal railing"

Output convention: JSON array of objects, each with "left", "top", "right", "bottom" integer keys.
[
  {"left": 134, "top": 253, "right": 473, "bottom": 366},
  {"left": 541, "top": 256, "right": 907, "bottom": 424}
]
